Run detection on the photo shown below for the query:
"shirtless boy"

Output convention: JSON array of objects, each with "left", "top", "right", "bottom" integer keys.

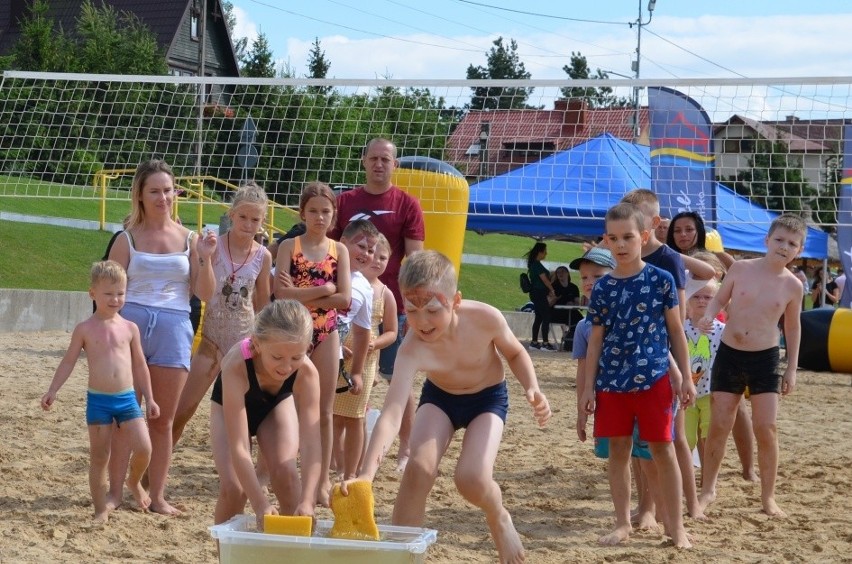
[
  {"left": 697, "top": 214, "right": 806, "bottom": 517},
  {"left": 344, "top": 250, "right": 551, "bottom": 564},
  {"left": 41, "top": 261, "right": 159, "bottom": 522}
]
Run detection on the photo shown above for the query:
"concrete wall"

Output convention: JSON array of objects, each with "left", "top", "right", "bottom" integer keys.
[
  {"left": 0, "top": 289, "right": 539, "bottom": 341},
  {"left": 0, "top": 290, "right": 90, "bottom": 333}
]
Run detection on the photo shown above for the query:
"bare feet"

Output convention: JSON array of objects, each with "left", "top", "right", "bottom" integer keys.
[
  {"left": 149, "top": 500, "right": 182, "bottom": 516},
  {"left": 598, "top": 524, "right": 631, "bottom": 546},
  {"left": 395, "top": 455, "right": 409, "bottom": 473},
  {"left": 630, "top": 510, "right": 659, "bottom": 531},
  {"left": 743, "top": 467, "right": 758, "bottom": 482},
  {"left": 697, "top": 490, "right": 716, "bottom": 514},
  {"left": 688, "top": 506, "right": 707, "bottom": 521},
  {"left": 762, "top": 498, "right": 787, "bottom": 518},
  {"left": 486, "top": 510, "right": 525, "bottom": 563},
  {"left": 316, "top": 483, "right": 331, "bottom": 508},
  {"left": 125, "top": 478, "right": 151, "bottom": 511},
  {"left": 662, "top": 529, "right": 693, "bottom": 549},
  {"left": 93, "top": 506, "right": 112, "bottom": 523}
]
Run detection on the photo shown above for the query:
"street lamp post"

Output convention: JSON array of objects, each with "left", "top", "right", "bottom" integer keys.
[{"left": 630, "top": 0, "right": 656, "bottom": 138}]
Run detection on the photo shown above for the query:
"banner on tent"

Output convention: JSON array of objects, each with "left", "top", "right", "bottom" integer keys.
[
  {"left": 838, "top": 124, "right": 852, "bottom": 308},
  {"left": 648, "top": 87, "right": 716, "bottom": 225}
]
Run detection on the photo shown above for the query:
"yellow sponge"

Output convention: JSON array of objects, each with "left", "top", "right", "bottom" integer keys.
[
  {"left": 329, "top": 481, "right": 380, "bottom": 541},
  {"left": 263, "top": 514, "right": 313, "bottom": 536}
]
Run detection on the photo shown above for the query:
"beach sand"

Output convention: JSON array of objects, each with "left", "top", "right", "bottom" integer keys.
[{"left": 1, "top": 331, "right": 850, "bottom": 563}]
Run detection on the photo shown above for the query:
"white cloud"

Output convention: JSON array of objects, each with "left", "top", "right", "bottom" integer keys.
[{"left": 231, "top": 5, "right": 259, "bottom": 46}]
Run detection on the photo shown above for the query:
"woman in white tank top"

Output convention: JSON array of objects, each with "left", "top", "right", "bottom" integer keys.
[{"left": 107, "top": 159, "right": 217, "bottom": 516}]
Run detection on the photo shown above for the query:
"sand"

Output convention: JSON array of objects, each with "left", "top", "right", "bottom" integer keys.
[{"left": 1, "top": 330, "right": 851, "bottom": 563}]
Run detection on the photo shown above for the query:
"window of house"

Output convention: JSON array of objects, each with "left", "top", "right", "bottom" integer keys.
[
  {"left": 191, "top": 14, "right": 199, "bottom": 41},
  {"left": 723, "top": 138, "right": 755, "bottom": 153}
]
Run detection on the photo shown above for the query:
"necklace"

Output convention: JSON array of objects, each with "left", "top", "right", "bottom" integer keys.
[{"left": 224, "top": 232, "right": 253, "bottom": 285}]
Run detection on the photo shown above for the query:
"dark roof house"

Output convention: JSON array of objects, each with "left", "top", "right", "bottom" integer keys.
[{"left": 0, "top": 0, "right": 239, "bottom": 77}]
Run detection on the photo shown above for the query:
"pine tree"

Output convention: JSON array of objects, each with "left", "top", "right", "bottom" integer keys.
[{"left": 466, "top": 37, "right": 535, "bottom": 110}]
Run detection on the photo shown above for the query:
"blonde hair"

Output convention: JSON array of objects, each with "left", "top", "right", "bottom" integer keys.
[
  {"left": 621, "top": 188, "right": 660, "bottom": 219},
  {"left": 399, "top": 250, "right": 457, "bottom": 296},
  {"left": 229, "top": 181, "right": 269, "bottom": 216},
  {"left": 253, "top": 299, "right": 313, "bottom": 345},
  {"left": 90, "top": 260, "right": 127, "bottom": 287},
  {"left": 127, "top": 160, "right": 175, "bottom": 229},
  {"left": 374, "top": 233, "right": 391, "bottom": 257},
  {"left": 691, "top": 250, "right": 726, "bottom": 279},
  {"left": 299, "top": 181, "right": 337, "bottom": 220}
]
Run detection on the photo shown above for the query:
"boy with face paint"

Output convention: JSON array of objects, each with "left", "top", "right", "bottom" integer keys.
[{"left": 341, "top": 250, "right": 551, "bottom": 564}]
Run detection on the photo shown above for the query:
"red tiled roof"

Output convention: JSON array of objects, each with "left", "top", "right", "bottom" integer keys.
[{"left": 446, "top": 100, "right": 648, "bottom": 177}]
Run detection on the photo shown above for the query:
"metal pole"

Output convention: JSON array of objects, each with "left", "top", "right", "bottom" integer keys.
[
  {"left": 634, "top": 0, "right": 642, "bottom": 139},
  {"left": 196, "top": 0, "right": 207, "bottom": 179}
]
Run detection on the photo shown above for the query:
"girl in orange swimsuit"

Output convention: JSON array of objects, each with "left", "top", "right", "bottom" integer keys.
[{"left": 273, "top": 181, "right": 351, "bottom": 505}]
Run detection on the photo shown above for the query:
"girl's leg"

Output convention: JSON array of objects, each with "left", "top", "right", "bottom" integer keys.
[
  {"left": 341, "top": 415, "right": 365, "bottom": 479},
  {"left": 392, "top": 404, "right": 453, "bottom": 526},
  {"left": 210, "top": 403, "right": 248, "bottom": 524},
  {"left": 173, "top": 338, "right": 221, "bottom": 447},
  {"left": 673, "top": 408, "right": 701, "bottom": 518},
  {"left": 256, "top": 399, "right": 301, "bottom": 515},
  {"left": 311, "top": 331, "right": 340, "bottom": 506},
  {"left": 88, "top": 423, "right": 114, "bottom": 522},
  {"left": 147, "top": 365, "right": 189, "bottom": 515},
  {"left": 455, "top": 413, "right": 525, "bottom": 564}
]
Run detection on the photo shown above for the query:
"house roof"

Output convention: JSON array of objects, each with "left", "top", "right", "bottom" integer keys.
[
  {"left": 0, "top": 0, "right": 238, "bottom": 75},
  {"left": 446, "top": 100, "right": 649, "bottom": 177},
  {"left": 714, "top": 115, "right": 830, "bottom": 153}
]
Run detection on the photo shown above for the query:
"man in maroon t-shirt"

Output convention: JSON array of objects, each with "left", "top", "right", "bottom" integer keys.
[{"left": 330, "top": 137, "right": 425, "bottom": 470}]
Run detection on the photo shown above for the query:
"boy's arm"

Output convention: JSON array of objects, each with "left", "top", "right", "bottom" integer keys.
[
  {"left": 575, "top": 357, "right": 589, "bottom": 441},
  {"left": 41, "top": 325, "right": 85, "bottom": 409},
  {"left": 306, "top": 242, "right": 351, "bottom": 310},
  {"left": 355, "top": 346, "right": 419, "bottom": 482},
  {"left": 347, "top": 324, "right": 371, "bottom": 394},
  {"left": 492, "top": 309, "right": 551, "bottom": 427},
  {"left": 293, "top": 360, "right": 322, "bottom": 516},
  {"left": 580, "top": 325, "right": 604, "bottom": 415},
  {"left": 781, "top": 288, "right": 802, "bottom": 395},
  {"left": 699, "top": 264, "right": 736, "bottom": 329},
  {"left": 664, "top": 307, "right": 694, "bottom": 406},
  {"left": 129, "top": 322, "right": 159, "bottom": 419}
]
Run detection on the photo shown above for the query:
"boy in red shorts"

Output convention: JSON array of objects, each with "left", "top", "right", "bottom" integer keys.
[{"left": 579, "top": 203, "right": 694, "bottom": 548}]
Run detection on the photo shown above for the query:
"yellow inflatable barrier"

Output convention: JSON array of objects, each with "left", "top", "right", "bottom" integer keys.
[
  {"left": 799, "top": 307, "right": 852, "bottom": 373},
  {"left": 392, "top": 157, "right": 469, "bottom": 274}
]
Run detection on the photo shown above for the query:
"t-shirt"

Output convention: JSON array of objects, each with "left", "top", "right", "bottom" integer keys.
[
  {"left": 529, "top": 261, "right": 549, "bottom": 291},
  {"left": 684, "top": 318, "right": 724, "bottom": 398},
  {"left": 554, "top": 281, "right": 580, "bottom": 305},
  {"left": 588, "top": 264, "right": 678, "bottom": 393},
  {"left": 339, "top": 271, "right": 373, "bottom": 330},
  {"left": 331, "top": 186, "right": 425, "bottom": 310},
  {"left": 644, "top": 244, "right": 686, "bottom": 290},
  {"left": 572, "top": 317, "right": 592, "bottom": 360}
]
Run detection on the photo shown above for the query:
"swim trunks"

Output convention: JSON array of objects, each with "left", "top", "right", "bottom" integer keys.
[
  {"left": 86, "top": 388, "right": 143, "bottom": 426},
  {"left": 418, "top": 379, "right": 508, "bottom": 431},
  {"left": 711, "top": 341, "right": 781, "bottom": 395}
]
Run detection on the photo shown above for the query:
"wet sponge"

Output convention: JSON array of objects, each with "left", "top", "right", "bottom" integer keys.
[
  {"left": 263, "top": 514, "right": 313, "bottom": 536},
  {"left": 329, "top": 481, "right": 380, "bottom": 541}
]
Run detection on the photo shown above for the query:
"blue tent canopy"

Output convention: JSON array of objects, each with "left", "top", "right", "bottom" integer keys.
[{"left": 467, "top": 133, "right": 829, "bottom": 260}]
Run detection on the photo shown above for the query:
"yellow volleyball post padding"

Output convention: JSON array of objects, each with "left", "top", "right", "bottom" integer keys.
[
  {"left": 705, "top": 228, "right": 724, "bottom": 253},
  {"left": 827, "top": 307, "right": 852, "bottom": 373},
  {"left": 191, "top": 301, "right": 205, "bottom": 355},
  {"left": 392, "top": 158, "right": 469, "bottom": 274}
]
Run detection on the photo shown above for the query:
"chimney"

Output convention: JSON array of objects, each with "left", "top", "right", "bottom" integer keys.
[
  {"left": 562, "top": 99, "right": 587, "bottom": 136},
  {"left": 786, "top": 115, "right": 799, "bottom": 123}
]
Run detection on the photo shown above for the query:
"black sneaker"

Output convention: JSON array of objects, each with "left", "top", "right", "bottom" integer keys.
[
  {"left": 540, "top": 343, "right": 556, "bottom": 352},
  {"left": 528, "top": 342, "right": 541, "bottom": 351}
]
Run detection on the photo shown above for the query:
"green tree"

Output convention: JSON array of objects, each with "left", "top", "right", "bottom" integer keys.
[
  {"left": 6, "top": 0, "right": 76, "bottom": 71},
  {"left": 726, "top": 140, "right": 817, "bottom": 214},
  {"left": 560, "top": 52, "right": 629, "bottom": 108},
  {"left": 306, "top": 37, "right": 332, "bottom": 95},
  {"left": 466, "top": 37, "right": 534, "bottom": 110},
  {"left": 241, "top": 32, "right": 276, "bottom": 78}
]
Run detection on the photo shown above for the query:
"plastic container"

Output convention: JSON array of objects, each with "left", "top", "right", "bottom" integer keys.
[{"left": 209, "top": 515, "right": 438, "bottom": 564}]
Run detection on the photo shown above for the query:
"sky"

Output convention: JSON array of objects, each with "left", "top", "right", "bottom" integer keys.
[{"left": 229, "top": 1, "right": 852, "bottom": 81}]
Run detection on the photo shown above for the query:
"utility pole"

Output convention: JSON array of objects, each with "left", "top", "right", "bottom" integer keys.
[{"left": 630, "top": 0, "right": 656, "bottom": 138}]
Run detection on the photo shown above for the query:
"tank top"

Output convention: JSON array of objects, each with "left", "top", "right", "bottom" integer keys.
[
  {"left": 211, "top": 338, "right": 297, "bottom": 437},
  {"left": 124, "top": 231, "right": 192, "bottom": 311},
  {"left": 201, "top": 237, "right": 266, "bottom": 352}
]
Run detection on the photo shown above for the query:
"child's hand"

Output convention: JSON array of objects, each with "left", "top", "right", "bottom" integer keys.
[
  {"left": 679, "top": 378, "right": 696, "bottom": 408},
  {"left": 256, "top": 503, "right": 278, "bottom": 531},
  {"left": 40, "top": 391, "right": 56, "bottom": 410},
  {"left": 366, "top": 337, "right": 377, "bottom": 355},
  {"left": 338, "top": 477, "right": 371, "bottom": 498},
  {"left": 576, "top": 410, "right": 588, "bottom": 442},
  {"left": 526, "top": 389, "right": 551, "bottom": 427},
  {"left": 323, "top": 281, "right": 337, "bottom": 295},
  {"left": 293, "top": 500, "right": 316, "bottom": 520},
  {"left": 198, "top": 230, "right": 218, "bottom": 259},
  {"left": 147, "top": 399, "right": 161, "bottom": 420},
  {"left": 696, "top": 315, "right": 714, "bottom": 334},
  {"left": 579, "top": 389, "right": 596, "bottom": 415},
  {"left": 349, "top": 373, "right": 363, "bottom": 395},
  {"left": 276, "top": 270, "right": 293, "bottom": 289},
  {"left": 781, "top": 365, "right": 797, "bottom": 395}
]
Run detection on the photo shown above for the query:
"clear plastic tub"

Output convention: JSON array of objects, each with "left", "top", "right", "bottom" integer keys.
[{"left": 209, "top": 515, "right": 438, "bottom": 564}]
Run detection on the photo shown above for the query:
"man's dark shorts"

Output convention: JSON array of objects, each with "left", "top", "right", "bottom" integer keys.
[{"left": 711, "top": 341, "right": 781, "bottom": 395}]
